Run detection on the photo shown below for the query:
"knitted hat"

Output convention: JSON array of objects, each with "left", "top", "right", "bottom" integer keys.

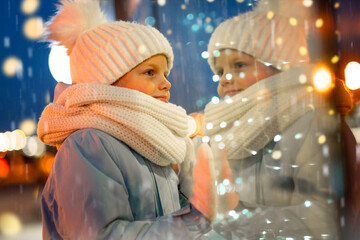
[
  {"left": 207, "top": 0, "right": 312, "bottom": 72},
  {"left": 45, "top": 0, "right": 173, "bottom": 85}
]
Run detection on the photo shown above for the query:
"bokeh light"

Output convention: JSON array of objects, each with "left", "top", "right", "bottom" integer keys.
[
  {"left": 267, "top": 11, "right": 274, "bottom": 20},
  {"left": 211, "top": 96, "right": 220, "bottom": 104},
  {"left": 271, "top": 150, "right": 282, "bottom": 159},
  {"left": 313, "top": 66, "right": 333, "bottom": 93},
  {"left": 21, "top": 0, "right": 40, "bottom": 15},
  {"left": 2, "top": 56, "right": 22, "bottom": 77},
  {"left": 0, "top": 130, "right": 26, "bottom": 152},
  {"left": 302, "top": 0, "right": 313, "bottom": 7},
  {"left": 344, "top": 61, "right": 360, "bottom": 90},
  {"left": 0, "top": 133, "right": 10, "bottom": 152},
  {"left": 157, "top": 0, "right": 166, "bottom": 6},
  {"left": 318, "top": 134, "right": 327, "bottom": 144},
  {"left": 48, "top": 45, "right": 72, "bottom": 84},
  {"left": 19, "top": 118, "right": 37, "bottom": 136},
  {"left": 276, "top": 37, "right": 283, "bottom": 46},
  {"left": 212, "top": 75, "right": 220, "bottom": 82},
  {"left": 331, "top": 55, "right": 339, "bottom": 64},
  {"left": 23, "top": 17, "right": 44, "bottom": 40},
  {"left": 299, "top": 74, "right": 307, "bottom": 84},
  {"left": 22, "top": 136, "right": 46, "bottom": 157},
  {"left": 289, "top": 18, "right": 298, "bottom": 26},
  {"left": 39, "top": 152, "right": 55, "bottom": 175},
  {"left": 315, "top": 18, "right": 324, "bottom": 28},
  {"left": 145, "top": 16, "right": 156, "bottom": 26},
  {"left": 299, "top": 46, "right": 308, "bottom": 56},
  {"left": 0, "top": 212, "right": 22, "bottom": 236},
  {"left": 11, "top": 130, "right": 27, "bottom": 150},
  {"left": 0, "top": 158, "right": 10, "bottom": 178}
]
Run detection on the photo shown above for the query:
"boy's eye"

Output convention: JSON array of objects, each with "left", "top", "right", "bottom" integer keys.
[
  {"left": 235, "top": 62, "right": 245, "bottom": 69},
  {"left": 216, "top": 69, "right": 224, "bottom": 77},
  {"left": 145, "top": 70, "right": 154, "bottom": 76}
]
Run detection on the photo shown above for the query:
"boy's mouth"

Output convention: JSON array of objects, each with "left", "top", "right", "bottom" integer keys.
[
  {"left": 154, "top": 96, "right": 169, "bottom": 103},
  {"left": 225, "top": 89, "right": 242, "bottom": 97}
]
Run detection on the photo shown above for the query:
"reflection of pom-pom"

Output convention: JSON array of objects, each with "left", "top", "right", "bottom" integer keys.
[
  {"left": 254, "top": 0, "right": 314, "bottom": 22},
  {"left": 45, "top": 0, "right": 107, "bottom": 55}
]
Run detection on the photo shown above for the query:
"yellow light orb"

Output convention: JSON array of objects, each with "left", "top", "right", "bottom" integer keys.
[
  {"left": 0, "top": 212, "right": 22, "bottom": 236},
  {"left": 299, "top": 46, "right": 308, "bottom": 56},
  {"left": 345, "top": 61, "right": 360, "bottom": 90},
  {"left": 23, "top": 17, "right": 44, "bottom": 40},
  {"left": 318, "top": 134, "right": 326, "bottom": 144},
  {"left": 267, "top": 11, "right": 274, "bottom": 19},
  {"left": 313, "top": 66, "right": 333, "bottom": 93},
  {"left": 2, "top": 56, "right": 21, "bottom": 77},
  {"left": 181, "top": 4, "right": 186, "bottom": 10},
  {"left": 331, "top": 55, "right": 339, "bottom": 64},
  {"left": 276, "top": 37, "right": 283, "bottom": 46},
  {"left": 19, "top": 118, "right": 37, "bottom": 136},
  {"left": 12, "top": 130, "right": 27, "bottom": 150},
  {"left": 289, "top": 18, "right": 298, "bottom": 26},
  {"left": 307, "top": 86, "right": 314, "bottom": 92},
  {"left": 21, "top": 0, "right": 40, "bottom": 15},
  {"left": 334, "top": 2, "right": 340, "bottom": 9},
  {"left": 315, "top": 18, "right": 324, "bottom": 28}
]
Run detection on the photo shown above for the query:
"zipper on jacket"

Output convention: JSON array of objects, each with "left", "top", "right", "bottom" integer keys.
[
  {"left": 256, "top": 140, "right": 277, "bottom": 204},
  {"left": 144, "top": 160, "right": 163, "bottom": 217}
]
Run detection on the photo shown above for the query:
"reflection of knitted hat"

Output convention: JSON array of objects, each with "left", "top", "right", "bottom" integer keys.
[
  {"left": 207, "top": 0, "right": 312, "bottom": 72},
  {"left": 45, "top": 0, "right": 173, "bottom": 85}
]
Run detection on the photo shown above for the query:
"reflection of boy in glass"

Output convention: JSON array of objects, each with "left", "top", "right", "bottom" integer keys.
[
  {"left": 37, "top": 0, "right": 218, "bottom": 239},
  {"left": 200, "top": 0, "right": 342, "bottom": 239}
]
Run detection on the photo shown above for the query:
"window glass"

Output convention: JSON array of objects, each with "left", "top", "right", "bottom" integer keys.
[{"left": 0, "top": 0, "right": 359, "bottom": 239}]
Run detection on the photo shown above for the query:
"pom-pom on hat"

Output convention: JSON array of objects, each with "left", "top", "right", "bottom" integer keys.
[
  {"left": 207, "top": 0, "right": 313, "bottom": 72},
  {"left": 44, "top": 0, "right": 174, "bottom": 85}
]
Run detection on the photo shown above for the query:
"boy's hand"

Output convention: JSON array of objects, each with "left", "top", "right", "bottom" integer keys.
[
  {"left": 190, "top": 143, "right": 239, "bottom": 222},
  {"left": 219, "top": 148, "right": 239, "bottom": 211},
  {"left": 190, "top": 143, "right": 216, "bottom": 221}
]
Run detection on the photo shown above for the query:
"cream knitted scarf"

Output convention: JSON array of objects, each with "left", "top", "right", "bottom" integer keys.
[
  {"left": 203, "top": 65, "right": 324, "bottom": 160},
  {"left": 37, "top": 83, "right": 192, "bottom": 166}
]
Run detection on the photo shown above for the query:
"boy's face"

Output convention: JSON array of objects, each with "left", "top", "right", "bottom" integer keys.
[
  {"left": 113, "top": 54, "right": 171, "bottom": 103},
  {"left": 214, "top": 49, "right": 280, "bottom": 99}
]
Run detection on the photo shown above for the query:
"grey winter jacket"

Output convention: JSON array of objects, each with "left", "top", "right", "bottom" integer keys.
[{"left": 41, "top": 128, "right": 210, "bottom": 239}]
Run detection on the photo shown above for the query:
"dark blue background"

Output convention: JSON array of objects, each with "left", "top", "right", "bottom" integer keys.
[
  {"left": 0, "top": 0, "right": 251, "bottom": 133},
  {"left": 1, "top": 0, "right": 359, "bottom": 133}
]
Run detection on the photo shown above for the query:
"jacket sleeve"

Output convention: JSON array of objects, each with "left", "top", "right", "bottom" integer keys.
[{"left": 41, "top": 129, "right": 210, "bottom": 240}]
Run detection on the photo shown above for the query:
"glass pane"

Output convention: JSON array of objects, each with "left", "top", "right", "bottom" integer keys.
[{"left": 0, "top": 0, "right": 359, "bottom": 239}]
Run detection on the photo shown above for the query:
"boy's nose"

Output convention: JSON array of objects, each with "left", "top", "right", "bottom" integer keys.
[
  {"left": 219, "top": 72, "right": 234, "bottom": 85},
  {"left": 159, "top": 75, "right": 171, "bottom": 90}
]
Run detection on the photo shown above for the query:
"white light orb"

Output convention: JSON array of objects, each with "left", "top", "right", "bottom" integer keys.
[{"left": 48, "top": 45, "right": 72, "bottom": 84}]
